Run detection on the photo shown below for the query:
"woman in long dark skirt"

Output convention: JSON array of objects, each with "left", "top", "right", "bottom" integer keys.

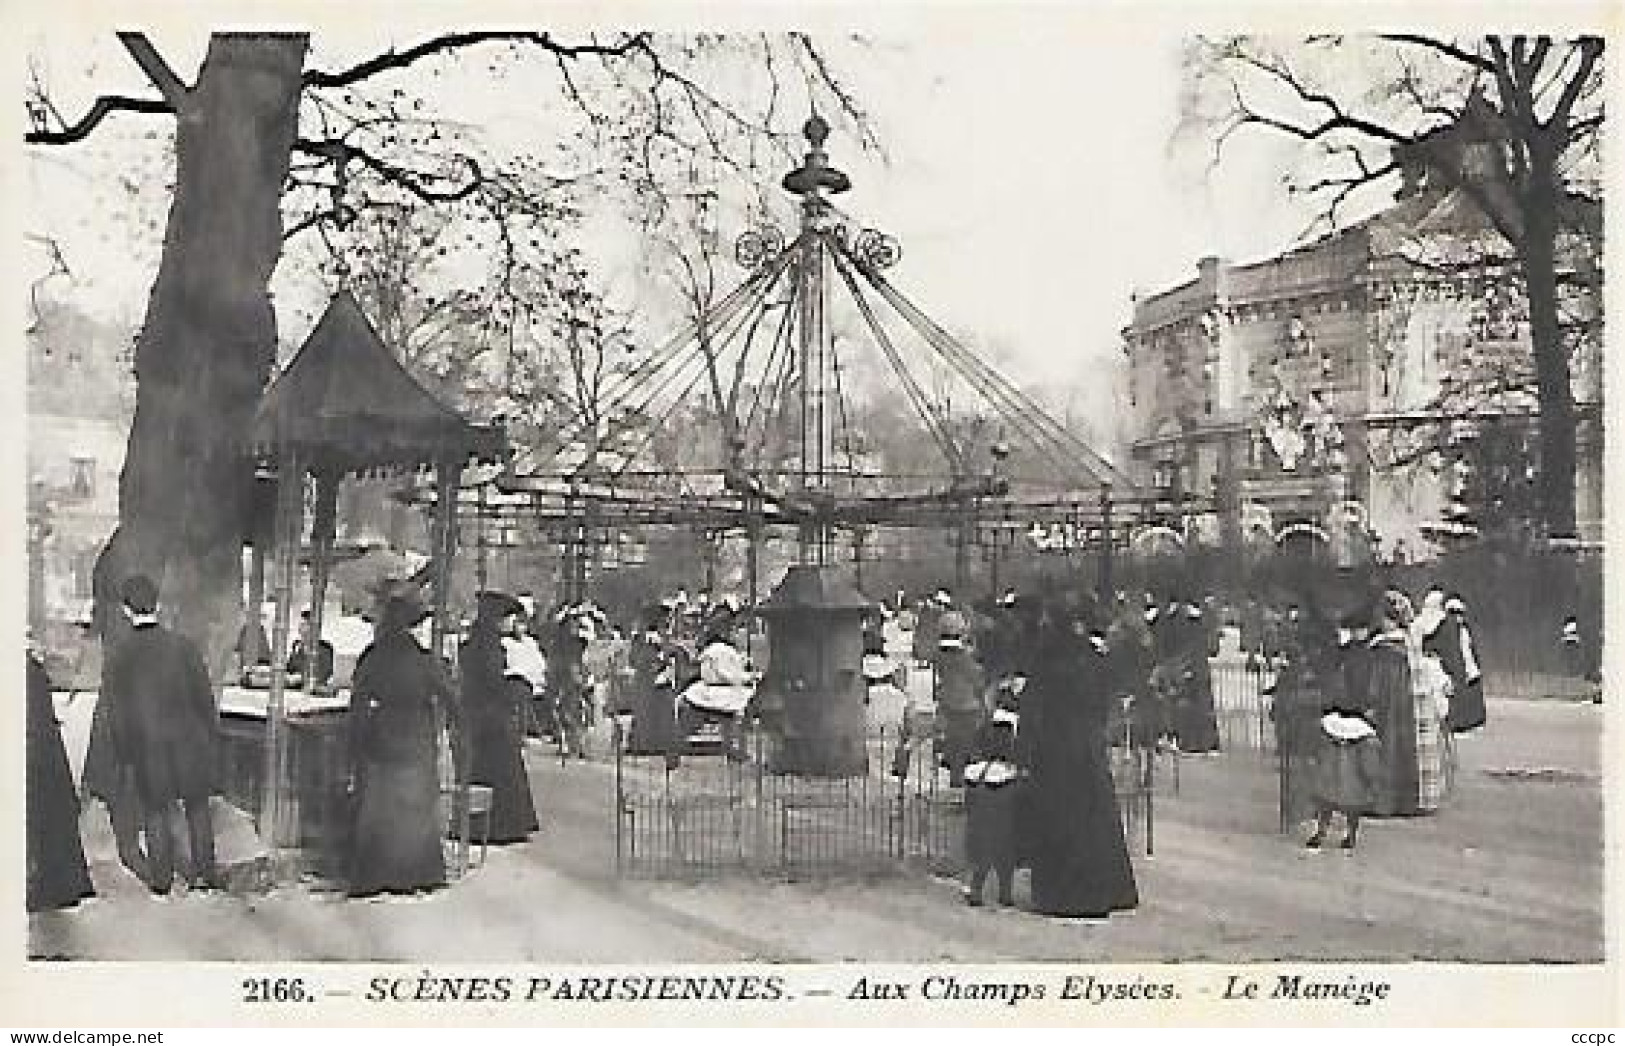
[
  {"left": 1365, "top": 599, "right": 1420, "bottom": 818},
  {"left": 27, "top": 652, "right": 94, "bottom": 913},
  {"left": 1427, "top": 595, "right": 1487, "bottom": 733},
  {"left": 461, "top": 591, "right": 540, "bottom": 845},
  {"left": 626, "top": 617, "right": 680, "bottom": 760},
  {"left": 1024, "top": 602, "right": 1138, "bottom": 918},
  {"left": 347, "top": 594, "right": 464, "bottom": 897},
  {"left": 1171, "top": 605, "right": 1221, "bottom": 753},
  {"left": 1270, "top": 616, "right": 1338, "bottom": 830}
]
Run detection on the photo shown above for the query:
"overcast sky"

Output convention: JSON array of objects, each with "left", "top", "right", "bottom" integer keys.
[{"left": 23, "top": 17, "right": 1337, "bottom": 431}]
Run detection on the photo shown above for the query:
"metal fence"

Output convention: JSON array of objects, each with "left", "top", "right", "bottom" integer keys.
[
  {"left": 1208, "top": 655, "right": 1277, "bottom": 756},
  {"left": 613, "top": 721, "right": 1159, "bottom": 879}
]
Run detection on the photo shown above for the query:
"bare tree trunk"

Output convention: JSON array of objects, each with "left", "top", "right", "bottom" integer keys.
[
  {"left": 94, "top": 34, "right": 309, "bottom": 676},
  {"left": 1522, "top": 158, "right": 1579, "bottom": 539}
]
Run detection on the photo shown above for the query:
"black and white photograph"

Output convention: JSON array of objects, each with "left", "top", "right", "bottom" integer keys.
[{"left": 10, "top": 2, "right": 1615, "bottom": 1025}]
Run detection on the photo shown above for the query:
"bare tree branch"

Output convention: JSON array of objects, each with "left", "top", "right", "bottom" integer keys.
[
  {"left": 1232, "top": 52, "right": 1412, "bottom": 145},
  {"left": 1379, "top": 34, "right": 1496, "bottom": 74},
  {"left": 25, "top": 93, "right": 171, "bottom": 144},
  {"left": 295, "top": 136, "right": 485, "bottom": 202},
  {"left": 303, "top": 30, "right": 652, "bottom": 88},
  {"left": 117, "top": 32, "right": 193, "bottom": 109},
  {"left": 1548, "top": 36, "right": 1603, "bottom": 132}
]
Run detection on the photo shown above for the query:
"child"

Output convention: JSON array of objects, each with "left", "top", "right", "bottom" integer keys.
[
  {"left": 1306, "top": 705, "right": 1383, "bottom": 851},
  {"left": 963, "top": 709, "right": 1021, "bottom": 907}
]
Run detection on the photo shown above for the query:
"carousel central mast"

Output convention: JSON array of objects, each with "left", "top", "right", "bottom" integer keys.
[{"left": 782, "top": 113, "right": 852, "bottom": 564}]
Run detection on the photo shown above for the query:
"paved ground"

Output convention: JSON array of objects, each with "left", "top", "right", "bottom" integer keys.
[{"left": 29, "top": 694, "right": 1604, "bottom": 962}]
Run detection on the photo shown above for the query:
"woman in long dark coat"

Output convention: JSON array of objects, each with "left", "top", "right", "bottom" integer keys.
[
  {"left": 1365, "top": 603, "right": 1420, "bottom": 818},
  {"left": 623, "top": 608, "right": 678, "bottom": 758},
  {"left": 1171, "top": 605, "right": 1222, "bottom": 753},
  {"left": 27, "top": 652, "right": 94, "bottom": 912},
  {"left": 461, "top": 592, "right": 539, "bottom": 845},
  {"left": 347, "top": 595, "right": 463, "bottom": 897},
  {"left": 1024, "top": 601, "right": 1138, "bottom": 918},
  {"left": 1426, "top": 595, "right": 1487, "bottom": 734},
  {"left": 1270, "top": 614, "right": 1338, "bottom": 829}
]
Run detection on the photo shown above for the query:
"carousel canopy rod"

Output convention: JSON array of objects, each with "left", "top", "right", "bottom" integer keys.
[
  {"left": 824, "top": 240, "right": 968, "bottom": 476},
  {"left": 825, "top": 231, "right": 1086, "bottom": 485},
  {"left": 832, "top": 235, "right": 1098, "bottom": 487},
  {"left": 601, "top": 255, "right": 796, "bottom": 485},
  {"left": 569, "top": 242, "right": 793, "bottom": 482},
  {"left": 845, "top": 246, "right": 1132, "bottom": 490},
  {"left": 530, "top": 240, "right": 798, "bottom": 476}
]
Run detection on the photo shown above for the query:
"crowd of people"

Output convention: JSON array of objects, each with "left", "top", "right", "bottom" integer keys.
[
  {"left": 1270, "top": 584, "right": 1489, "bottom": 849},
  {"left": 24, "top": 571, "right": 628, "bottom": 907},
  {"left": 872, "top": 588, "right": 1146, "bottom": 918},
  {"left": 15, "top": 560, "right": 1527, "bottom": 920}
]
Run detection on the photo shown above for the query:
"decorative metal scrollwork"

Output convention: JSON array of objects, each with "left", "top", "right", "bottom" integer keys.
[
  {"left": 852, "top": 228, "right": 901, "bottom": 271},
  {"left": 734, "top": 225, "right": 785, "bottom": 270}
]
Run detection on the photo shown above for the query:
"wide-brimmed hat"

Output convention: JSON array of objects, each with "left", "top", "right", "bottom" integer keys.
[
  {"left": 476, "top": 590, "right": 524, "bottom": 624},
  {"left": 379, "top": 592, "right": 432, "bottom": 631}
]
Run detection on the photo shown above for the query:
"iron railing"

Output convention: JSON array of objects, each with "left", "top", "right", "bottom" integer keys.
[
  {"left": 1209, "top": 655, "right": 1278, "bottom": 756},
  {"left": 613, "top": 720, "right": 1159, "bottom": 879}
]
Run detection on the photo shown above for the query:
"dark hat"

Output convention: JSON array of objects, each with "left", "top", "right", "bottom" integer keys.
[
  {"left": 120, "top": 574, "right": 159, "bottom": 614},
  {"left": 379, "top": 592, "right": 432, "bottom": 632},
  {"left": 475, "top": 590, "right": 524, "bottom": 623}
]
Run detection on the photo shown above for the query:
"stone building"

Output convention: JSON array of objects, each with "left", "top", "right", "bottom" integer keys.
[
  {"left": 1121, "top": 187, "right": 1603, "bottom": 559},
  {"left": 26, "top": 303, "right": 135, "bottom": 634}
]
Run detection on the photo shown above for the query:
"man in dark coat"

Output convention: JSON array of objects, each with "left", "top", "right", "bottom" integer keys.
[
  {"left": 27, "top": 650, "right": 94, "bottom": 912},
  {"left": 460, "top": 591, "right": 539, "bottom": 844},
  {"left": 1023, "top": 598, "right": 1139, "bottom": 918},
  {"left": 99, "top": 574, "right": 219, "bottom": 894},
  {"left": 933, "top": 611, "right": 986, "bottom": 788}
]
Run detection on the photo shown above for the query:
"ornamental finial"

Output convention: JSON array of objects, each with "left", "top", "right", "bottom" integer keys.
[{"left": 803, "top": 111, "right": 831, "bottom": 150}]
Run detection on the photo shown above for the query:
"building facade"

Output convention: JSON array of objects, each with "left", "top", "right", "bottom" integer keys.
[
  {"left": 26, "top": 303, "right": 135, "bottom": 632},
  {"left": 1122, "top": 189, "right": 1602, "bottom": 559}
]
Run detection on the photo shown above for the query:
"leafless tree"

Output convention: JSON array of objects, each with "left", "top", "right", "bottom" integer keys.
[
  {"left": 1182, "top": 34, "right": 1603, "bottom": 537},
  {"left": 24, "top": 29, "right": 873, "bottom": 665}
]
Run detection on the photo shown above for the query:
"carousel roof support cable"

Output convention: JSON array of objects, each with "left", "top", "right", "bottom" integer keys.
[
  {"left": 846, "top": 248, "right": 1098, "bottom": 486},
  {"left": 604, "top": 274, "right": 780, "bottom": 484},
  {"left": 827, "top": 285, "right": 859, "bottom": 491},
  {"left": 600, "top": 311, "right": 760, "bottom": 484},
  {"left": 856, "top": 259, "right": 1132, "bottom": 489},
  {"left": 567, "top": 249, "right": 791, "bottom": 478},
  {"left": 825, "top": 231, "right": 1079, "bottom": 484},
  {"left": 824, "top": 237, "right": 967, "bottom": 477},
  {"left": 758, "top": 271, "right": 807, "bottom": 477},
  {"left": 742, "top": 282, "right": 798, "bottom": 445},
  {"left": 544, "top": 240, "right": 799, "bottom": 461}
]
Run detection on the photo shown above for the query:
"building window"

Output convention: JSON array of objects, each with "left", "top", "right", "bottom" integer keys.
[{"left": 69, "top": 457, "right": 95, "bottom": 499}]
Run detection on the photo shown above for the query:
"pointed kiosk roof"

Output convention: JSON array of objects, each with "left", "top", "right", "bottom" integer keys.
[{"left": 250, "top": 290, "right": 504, "bottom": 475}]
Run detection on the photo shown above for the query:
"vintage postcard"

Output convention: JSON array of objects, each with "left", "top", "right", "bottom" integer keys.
[{"left": 3, "top": 0, "right": 1618, "bottom": 1028}]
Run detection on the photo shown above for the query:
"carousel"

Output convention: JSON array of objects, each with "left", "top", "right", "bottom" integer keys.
[{"left": 404, "top": 116, "right": 1148, "bottom": 776}]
